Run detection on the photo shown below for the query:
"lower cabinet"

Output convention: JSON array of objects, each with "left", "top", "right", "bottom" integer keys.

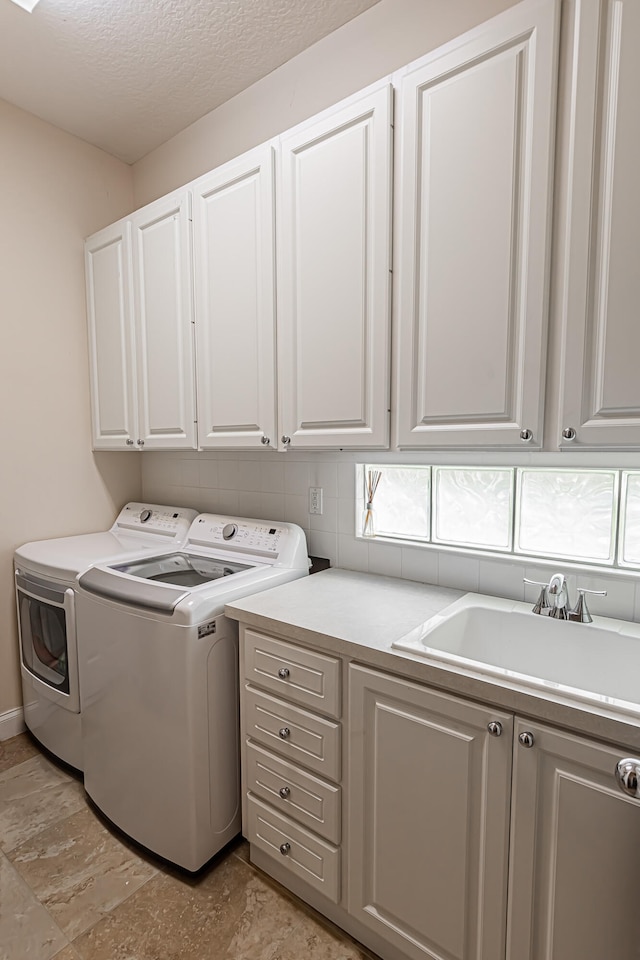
[
  {"left": 347, "top": 665, "right": 513, "bottom": 960},
  {"left": 507, "top": 717, "right": 640, "bottom": 960},
  {"left": 239, "top": 633, "right": 640, "bottom": 960}
]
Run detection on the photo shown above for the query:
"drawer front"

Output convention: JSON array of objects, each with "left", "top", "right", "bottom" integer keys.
[
  {"left": 244, "top": 684, "right": 341, "bottom": 781},
  {"left": 247, "top": 794, "right": 340, "bottom": 903},
  {"left": 244, "top": 629, "right": 341, "bottom": 719},
  {"left": 246, "top": 740, "right": 341, "bottom": 844}
]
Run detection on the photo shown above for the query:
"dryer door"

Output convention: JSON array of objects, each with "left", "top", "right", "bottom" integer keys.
[{"left": 15, "top": 571, "right": 79, "bottom": 712}]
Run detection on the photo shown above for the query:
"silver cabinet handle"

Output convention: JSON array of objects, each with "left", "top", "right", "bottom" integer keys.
[
  {"left": 487, "top": 721, "right": 503, "bottom": 737},
  {"left": 562, "top": 426, "right": 576, "bottom": 441},
  {"left": 280, "top": 842, "right": 291, "bottom": 855},
  {"left": 261, "top": 435, "right": 270, "bottom": 445},
  {"left": 278, "top": 727, "right": 291, "bottom": 740},
  {"left": 520, "top": 428, "right": 533, "bottom": 442},
  {"left": 615, "top": 759, "right": 640, "bottom": 798},
  {"left": 278, "top": 667, "right": 290, "bottom": 679},
  {"left": 137, "top": 439, "right": 144, "bottom": 447},
  {"left": 518, "top": 731, "right": 535, "bottom": 748},
  {"left": 279, "top": 786, "right": 291, "bottom": 799},
  {"left": 126, "top": 438, "right": 134, "bottom": 445},
  {"left": 281, "top": 435, "right": 291, "bottom": 445}
]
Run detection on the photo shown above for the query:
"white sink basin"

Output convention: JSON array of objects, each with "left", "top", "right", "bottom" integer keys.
[{"left": 392, "top": 593, "right": 640, "bottom": 716}]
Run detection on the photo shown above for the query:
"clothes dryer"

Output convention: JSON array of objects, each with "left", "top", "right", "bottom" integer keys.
[
  {"left": 76, "top": 514, "right": 309, "bottom": 870},
  {"left": 14, "top": 502, "right": 197, "bottom": 769}
]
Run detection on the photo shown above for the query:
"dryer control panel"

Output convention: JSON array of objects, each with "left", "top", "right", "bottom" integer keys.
[{"left": 113, "top": 503, "right": 197, "bottom": 540}]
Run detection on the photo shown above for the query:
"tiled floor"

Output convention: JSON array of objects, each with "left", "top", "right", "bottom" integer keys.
[{"left": 0, "top": 734, "right": 375, "bottom": 960}]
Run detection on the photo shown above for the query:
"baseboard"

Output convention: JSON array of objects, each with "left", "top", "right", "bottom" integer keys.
[{"left": 0, "top": 707, "right": 26, "bottom": 741}]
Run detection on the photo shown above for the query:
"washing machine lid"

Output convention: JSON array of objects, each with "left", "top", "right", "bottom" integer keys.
[{"left": 78, "top": 553, "right": 255, "bottom": 613}]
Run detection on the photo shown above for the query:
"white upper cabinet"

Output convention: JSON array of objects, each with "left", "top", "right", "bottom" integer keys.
[
  {"left": 85, "top": 191, "right": 196, "bottom": 451},
  {"left": 193, "top": 145, "right": 277, "bottom": 450},
  {"left": 85, "top": 221, "right": 138, "bottom": 450},
  {"left": 556, "top": 0, "right": 640, "bottom": 449},
  {"left": 130, "top": 192, "right": 196, "bottom": 450},
  {"left": 394, "top": 0, "right": 560, "bottom": 449},
  {"left": 277, "top": 83, "right": 393, "bottom": 450}
]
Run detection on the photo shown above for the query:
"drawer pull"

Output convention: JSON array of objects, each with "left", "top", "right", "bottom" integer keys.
[
  {"left": 278, "top": 667, "right": 290, "bottom": 679},
  {"left": 279, "top": 786, "right": 291, "bottom": 799},
  {"left": 280, "top": 842, "right": 291, "bottom": 856},
  {"left": 278, "top": 727, "right": 291, "bottom": 740},
  {"left": 615, "top": 759, "right": 640, "bottom": 798}
]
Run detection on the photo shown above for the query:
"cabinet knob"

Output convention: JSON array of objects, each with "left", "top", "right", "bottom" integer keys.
[
  {"left": 126, "top": 439, "right": 134, "bottom": 446},
  {"left": 487, "top": 721, "right": 503, "bottom": 737},
  {"left": 518, "top": 731, "right": 535, "bottom": 748},
  {"left": 562, "top": 426, "right": 576, "bottom": 441},
  {"left": 281, "top": 435, "right": 291, "bottom": 445},
  {"left": 136, "top": 439, "right": 144, "bottom": 447},
  {"left": 279, "top": 842, "right": 291, "bottom": 856},
  {"left": 615, "top": 759, "right": 640, "bottom": 798},
  {"left": 278, "top": 667, "right": 290, "bottom": 679},
  {"left": 278, "top": 727, "right": 291, "bottom": 740},
  {"left": 519, "top": 428, "right": 533, "bottom": 442},
  {"left": 261, "top": 435, "right": 270, "bottom": 445},
  {"left": 279, "top": 786, "right": 291, "bottom": 799}
]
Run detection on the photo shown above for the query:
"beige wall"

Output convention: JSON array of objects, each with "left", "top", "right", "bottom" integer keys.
[
  {"left": 132, "top": 0, "right": 517, "bottom": 206},
  {"left": 0, "top": 99, "right": 140, "bottom": 717}
]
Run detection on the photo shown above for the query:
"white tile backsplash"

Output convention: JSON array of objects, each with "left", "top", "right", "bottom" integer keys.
[
  {"left": 401, "top": 546, "right": 439, "bottom": 586},
  {"left": 310, "top": 497, "right": 338, "bottom": 533},
  {"left": 142, "top": 451, "right": 640, "bottom": 624},
  {"left": 368, "top": 542, "right": 403, "bottom": 579},
  {"left": 198, "top": 459, "right": 219, "bottom": 489},
  {"left": 438, "top": 553, "right": 480, "bottom": 593},
  {"left": 338, "top": 534, "right": 369, "bottom": 571},
  {"left": 478, "top": 559, "right": 526, "bottom": 602}
]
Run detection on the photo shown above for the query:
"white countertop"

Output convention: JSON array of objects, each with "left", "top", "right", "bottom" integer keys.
[{"left": 226, "top": 567, "right": 640, "bottom": 753}]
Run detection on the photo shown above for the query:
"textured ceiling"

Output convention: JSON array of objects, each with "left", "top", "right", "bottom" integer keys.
[{"left": 0, "top": 0, "right": 381, "bottom": 163}]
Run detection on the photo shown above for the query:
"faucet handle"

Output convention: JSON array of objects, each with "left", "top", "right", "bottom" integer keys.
[
  {"left": 523, "top": 578, "right": 549, "bottom": 615},
  {"left": 571, "top": 587, "right": 608, "bottom": 624}
]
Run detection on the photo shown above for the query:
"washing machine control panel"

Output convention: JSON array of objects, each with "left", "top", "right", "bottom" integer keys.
[{"left": 190, "top": 516, "right": 289, "bottom": 558}]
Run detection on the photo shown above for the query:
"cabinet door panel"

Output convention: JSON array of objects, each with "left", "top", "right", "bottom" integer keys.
[
  {"left": 277, "top": 83, "right": 392, "bottom": 449},
  {"left": 507, "top": 718, "right": 640, "bottom": 960},
  {"left": 395, "top": 0, "right": 559, "bottom": 448},
  {"left": 348, "top": 665, "right": 512, "bottom": 960},
  {"left": 557, "top": 0, "right": 640, "bottom": 448},
  {"left": 193, "top": 145, "right": 277, "bottom": 449},
  {"left": 85, "top": 222, "right": 137, "bottom": 450},
  {"left": 131, "top": 191, "right": 196, "bottom": 449}
]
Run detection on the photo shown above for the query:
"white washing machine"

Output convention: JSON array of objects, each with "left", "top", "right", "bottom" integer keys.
[
  {"left": 14, "top": 502, "right": 197, "bottom": 770},
  {"left": 76, "top": 514, "right": 309, "bottom": 871}
]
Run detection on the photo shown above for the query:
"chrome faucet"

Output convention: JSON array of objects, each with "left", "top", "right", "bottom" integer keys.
[{"left": 523, "top": 574, "right": 607, "bottom": 623}]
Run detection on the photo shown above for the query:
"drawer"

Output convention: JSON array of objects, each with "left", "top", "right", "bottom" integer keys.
[
  {"left": 244, "top": 629, "right": 341, "bottom": 719},
  {"left": 246, "top": 740, "right": 341, "bottom": 844},
  {"left": 247, "top": 794, "right": 340, "bottom": 904},
  {"left": 244, "top": 684, "right": 341, "bottom": 781}
]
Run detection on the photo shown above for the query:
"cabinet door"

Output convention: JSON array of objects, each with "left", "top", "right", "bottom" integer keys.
[
  {"left": 556, "top": 0, "right": 640, "bottom": 449},
  {"left": 85, "top": 221, "right": 137, "bottom": 450},
  {"left": 130, "top": 191, "right": 196, "bottom": 450},
  {"left": 277, "top": 83, "right": 392, "bottom": 450},
  {"left": 395, "top": 0, "right": 559, "bottom": 449},
  {"left": 507, "top": 718, "right": 640, "bottom": 960},
  {"left": 193, "top": 145, "right": 277, "bottom": 450},
  {"left": 347, "top": 665, "right": 512, "bottom": 960}
]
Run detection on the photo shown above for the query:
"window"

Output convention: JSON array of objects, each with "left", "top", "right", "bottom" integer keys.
[{"left": 362, "top": 464, "right": 625, "bottom": 569}]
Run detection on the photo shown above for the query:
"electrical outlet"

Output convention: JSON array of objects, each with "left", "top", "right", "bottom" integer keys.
[{"left": 309, "top": 487, "right": 323, "bottom": 515}]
